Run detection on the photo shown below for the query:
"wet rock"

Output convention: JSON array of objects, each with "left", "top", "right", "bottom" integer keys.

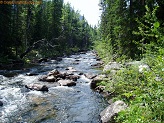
[
  {"left": 46, "top": 75, "right": 56, "bottom": 82},
  {"left": 48, "top": 69, "right": 60, "bottom": 76},
  {"left": 25, "top": 84, "right": 48, "bottom": 92},
  {"left": 100, "top": 100, "right": 127, "bottom": 123},
  {"left": 75, "top": 59, "right": 80, "bottom": 62},
  {"left": 65, "top": 67, "right": 77, "bottom": 72},
  {"left": 56, "top": 57, "right": 63, "bottom": 61},
  {"left": 84, "top": 73, "right": 97, "bottom": 79},
  {"left": 38, "top": 75, "right": 48, "bottom": 81},
  {"left": 26, "top": 73, "right": 39, "bottom": 76},
  {"left": 0, "top": 101, "right": 3, "bottom": 106},
  {"left": 103, "top": 62, "right": 122, "bottom": 72},
  {"left": 58, "top": 80, "right": 76, "bottom": 86},
  {"left": 66, "top": 75, "right": 79, "bottom": 81},
  {"left": 90, "top": 74, "right": 107, "bottom": 89},
  {"left": 73, "top": 62, "right": 79, "bottom": 65},
  {"left": 38, "top": 58, "right": 48, "bottom": 63},
  {"left": 79, "top": 72, "right": 83, "bottom": 75},
  {"left": 95, "top": 86, "right": 106, "bottom": 93},
  {"left": 91, "top": 61, "right": 103, "bottom": 68}
]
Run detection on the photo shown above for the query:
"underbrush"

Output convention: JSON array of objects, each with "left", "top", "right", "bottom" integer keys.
[{"left": 99, "top": 54, "right": 164, "bottom": 123}]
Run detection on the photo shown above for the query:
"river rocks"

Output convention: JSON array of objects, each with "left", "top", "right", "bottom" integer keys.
[
  {"left": 25, "top": 84, "right": 48, "bottom": 92},
  {"left": 38, "top": 58, "right": 48, "bottom": 63},
  {"left": 90, "top": 74, "right": 107, "bottom": 89},
  {"left": 38, "top": 69, "right": 80, "bottom": 87},
  {"left": 84, "top": 73, "right": 97, "bottom": 79},
  {"left": 46, "top": 75, "right": 57, "bottom": 82},
  {"left": 58, "top": 80, "right": 76, "bottom": 86},
  {"left": 48, "top": 69, "right": 60, "bottom": 76},
  {"left": 66, "top": 75, "right": 79, "bottom": 81},
  {"left": 100, "top": 100, "right": 127, "bottom": 123},
  {"left": 65, "top": 67, "right": 77, "bottom": 72},
  {"left": 103, "top": 62, "right": 122, "bottom": 72},
  {"left": 0, "top": 101, "right": 3, "bottom": 106},
  {"left": 91, "top": 61, "right": 104, "bottom": 68}
]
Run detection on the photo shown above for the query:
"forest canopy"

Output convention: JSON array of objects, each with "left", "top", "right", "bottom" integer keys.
[{"left": 0, "top": 0, "right": 96, "bottom": 62}]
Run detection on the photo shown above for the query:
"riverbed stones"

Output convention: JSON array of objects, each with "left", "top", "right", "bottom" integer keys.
[
  {"left": 48, "top": 69, "right": 60, "bottom": 76},
  {"left": 58, "top": 79, "right": 76, "bottom": 86},
  {"left": 46, "top": 75, "right": 56, "bottom": 82},
  {"left": 25, "top": 84, "right": 48, "bottom": 92},
  {"left": 84, "top": 73, "right": 97, "bottom": 79},
  {"left": 100, "top": 100, "right": 127, "bottom": 123}
]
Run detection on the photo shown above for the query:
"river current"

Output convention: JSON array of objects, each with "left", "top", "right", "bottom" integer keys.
[{"left": 0, "top": 51, "right": 107, "bottom": 123}]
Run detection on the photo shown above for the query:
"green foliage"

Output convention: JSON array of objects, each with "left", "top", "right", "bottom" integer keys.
[
  {"left": 95, "top": 1, "right": 164, "bottom": 123},
  {"left": 134, "top": 5, "right": 164, "bottom": 56},
  {"left": 0, "top": 1, "right": 95, "bottom": 63}
]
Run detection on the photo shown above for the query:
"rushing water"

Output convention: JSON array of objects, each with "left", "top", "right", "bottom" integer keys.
[{"left": 0, "top": 51, "right": 107, "bottom": 123}]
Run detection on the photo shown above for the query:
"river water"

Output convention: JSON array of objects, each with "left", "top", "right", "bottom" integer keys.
[{"left": 0, "top": 51, "right": 107, "bottom": 123}]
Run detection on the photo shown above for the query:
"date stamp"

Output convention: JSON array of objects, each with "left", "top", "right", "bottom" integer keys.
[{"left": 0, "top": 0, "right": 42, "bottom": 4}]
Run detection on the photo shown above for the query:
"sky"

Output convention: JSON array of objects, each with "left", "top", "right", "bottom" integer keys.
[{"left": 64, "top": 0, "right": 101, "bottom": 26}]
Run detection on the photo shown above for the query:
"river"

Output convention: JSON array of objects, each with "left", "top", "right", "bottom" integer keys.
[{"left": 0, "top": 51, "right": 107, "bottom": 123}]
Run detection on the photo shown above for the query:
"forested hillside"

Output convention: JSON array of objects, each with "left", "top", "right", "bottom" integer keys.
[
  {"left": 95, "top": 0, "right": 164, "bottom": 122},
  {"left": 0, "top": 0, "right": 96, "bottom": 63}
]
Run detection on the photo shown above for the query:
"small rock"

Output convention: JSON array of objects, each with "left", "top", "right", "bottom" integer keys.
[
  {"left": 66, "top": 75, "right": 80, "bottom": 81},
  {"left": 66, "top": 67, "right": 77, "bottom": 72},
  {"left": 46, "top": 75, "right": 56, "bottom": 82},
  {"left": 38, "top": 58, "right": 48, "bottom": 63},
  {"left": 26, "top": 73, "right": 38, "bottom": 76},
  {"left": 79, "top": 72, "right": 83, "bottom": 75},
  {"left": 0, "top": 101, "right": 3, "bottom": 106}
]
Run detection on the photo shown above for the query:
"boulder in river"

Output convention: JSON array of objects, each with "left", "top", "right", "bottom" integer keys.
[
  {"left": 84, "top": 73, "right": 97, "bottom": 79},
  {"left": 90, "top": 74, "right": 107, "bottom": 89},
  {"left": 100, "top": 100, "right": 127, "bottom": 123},
  {"left": 66, "top": 75, "right": 80, "bottom": 81},
  {"left": 25, "top": 84, "right": 48, "bottom": 92},
  {"left": 0, "top": 101, "right": 3, "bottom": 106},
  {"left": 46, "top": 75, "right": 57, "bottom": 82},
  {"left": 58, "top": 79, "right": 76, "bottom": 86},
  {"left": 48, "top": 69, "right": 60, "bottom": 76}
]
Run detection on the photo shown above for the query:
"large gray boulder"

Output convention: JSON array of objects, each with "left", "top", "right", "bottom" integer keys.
[
  {"left": 100, "top": 100, "right": 127, "bottom": 123},
  {"left": 58, "top": 79, "right": 76, "bottom": 86},
  {"left": 25, "top": 84, "right": 48, "bottom": 92},
  {"left": 103, "top": 62, "right": 122, "bottom": 72},
  {"left": 90, "top": 74, "right": 107, "bottom": 89}
]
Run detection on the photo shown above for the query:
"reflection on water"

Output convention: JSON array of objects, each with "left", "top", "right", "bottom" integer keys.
[{"left": 0, "top": 51, "right": 107, "bottom": 123}]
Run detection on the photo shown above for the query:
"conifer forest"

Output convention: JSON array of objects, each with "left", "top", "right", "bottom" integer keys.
[{"left": 0, "top": 0, "right": 163, "bottom": 123}]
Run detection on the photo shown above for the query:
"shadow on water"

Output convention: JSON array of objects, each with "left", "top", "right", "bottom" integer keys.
[{"left": 0, "top": 51, "right": 108, "bottom": 123}]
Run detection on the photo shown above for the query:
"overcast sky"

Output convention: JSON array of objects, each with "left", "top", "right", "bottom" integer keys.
[{"left": 64, "top": 0, "right": 101, "bottom": 26}]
